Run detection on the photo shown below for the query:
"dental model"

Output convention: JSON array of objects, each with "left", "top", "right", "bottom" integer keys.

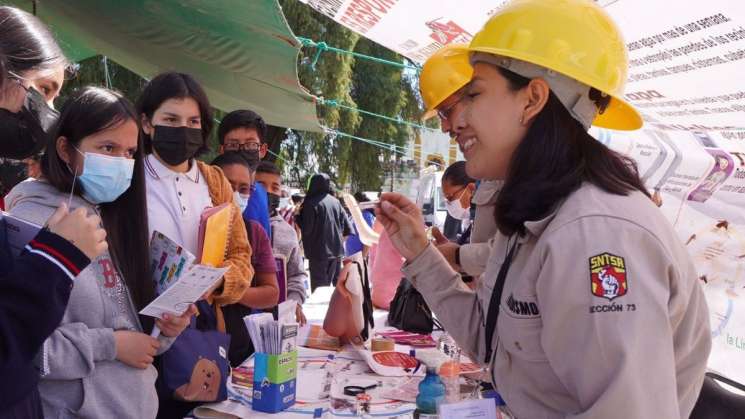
[{"left": 342, "top": 193, "right": 380, "bottom": 246}]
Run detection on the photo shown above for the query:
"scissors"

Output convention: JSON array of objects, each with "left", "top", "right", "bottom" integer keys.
[{"left": 343, "top": 383, "right": 378, "bottom": 396}]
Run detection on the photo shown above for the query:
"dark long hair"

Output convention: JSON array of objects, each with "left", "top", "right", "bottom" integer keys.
[
  {"left": 137, "top": 72, "right": 213, "bottom": 156},
  {"left": 42, "top": 87, "right": 154, "bottom": 329},
  {"left": 0, "top": 6, "right": 68, "bottom": 89},
  {"left": 495, "top": 67, "right": 649, "bottom": 237}
]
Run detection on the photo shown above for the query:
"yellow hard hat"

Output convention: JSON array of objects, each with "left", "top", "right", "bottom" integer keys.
[
  {"left": 419, "top": 44, "right": 473, "bottom": 121},
  {"left": 468, "top": 0, "right": 642, "bottom": 130}
]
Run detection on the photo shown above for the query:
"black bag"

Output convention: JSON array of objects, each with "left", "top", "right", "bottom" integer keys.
[
  {"left": 387, "top": 278, "right": 440, "bottom": 334},
  {"left": 358, "top": 259, "right": 375, "bottom": 341},
  {"left": 690, "top": 372, "right": 745, "bottom": 419}
]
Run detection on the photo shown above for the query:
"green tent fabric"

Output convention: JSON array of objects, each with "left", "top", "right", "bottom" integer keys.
[{"left": 9, "top": 0, "right": 322, "bottom": 132}]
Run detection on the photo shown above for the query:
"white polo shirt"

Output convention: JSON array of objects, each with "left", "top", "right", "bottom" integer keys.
[{"left": 145, "top": 154, "right": 213, "bottom": 256}]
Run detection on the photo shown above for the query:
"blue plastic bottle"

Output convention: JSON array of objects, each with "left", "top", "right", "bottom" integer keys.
[
  {"left": 483, "top": 389, "right": 514, "bottom": 418},
  {"left": 415, "top": 366, "right": 446, "bottom": 417}
]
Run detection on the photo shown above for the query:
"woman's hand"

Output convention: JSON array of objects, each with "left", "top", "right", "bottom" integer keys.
[
  {"left": 431, "top": 227, "right": 450, "bottom": 245},
  {"left": 47, "top": 202, "right": 108, "bottom": 260},
  {"left": 114, "top": 330, "right": 160, "bottom": 369},
  {"left": 374, "top": 192, "right": 429, "bottom": 261},
  {"left": 156, "top": 304, "right": 198, "bottom": 338},
  {"left": 437, "top": 242, "right": 461, "bottom": 271},
  {"left": 295, "top": 304, "right": 307, "bottom": 326}
]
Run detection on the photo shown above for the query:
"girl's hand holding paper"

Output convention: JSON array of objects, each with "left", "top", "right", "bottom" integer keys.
[{"left": 156, "top": 303, "right": 198, "bottom": 337}]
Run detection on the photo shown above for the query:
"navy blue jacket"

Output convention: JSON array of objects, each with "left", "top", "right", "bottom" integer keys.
[{"left": 0, "top": 229, "right": 90, "bottom": 416}]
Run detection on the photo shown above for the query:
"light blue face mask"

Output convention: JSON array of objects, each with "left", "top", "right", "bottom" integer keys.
[
  {"left": 233, "top": 191, "right": 250, "bottom": 213},
  {"left": 72, "top": 149, "right": 135, "bottom": 204}
]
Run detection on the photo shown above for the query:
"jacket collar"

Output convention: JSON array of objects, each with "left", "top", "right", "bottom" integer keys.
[
  {"left": 521, "top": 199, "right": 566, "bottom": 240},
  {"left": 145, "top": 154, "right": 200, "bottom": 183},
  {"left": 472, "top": 179, "right": 502, "bottom": 206},
  {"left": 523, "top": 211, "right": 559, "bottom": 238}
]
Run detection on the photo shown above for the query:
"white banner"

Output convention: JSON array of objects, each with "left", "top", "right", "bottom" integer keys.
[
  {"left": 299, "top": 0, "right": 745, "bottom": 384},
  {"left": 596, "top": 126, "right": 745, "bottom": 385},
  {"left": 593, "top": 3, "right": 745, "bottom": 385},
  {"left": 300, "top": 0, "right": 745, "bottom": 130},
  {"left": 297, "top": 0, "right": 502, "bottom": 63},
  {"left": 609, "top": 1, "right": 745, "bottom": 132}
]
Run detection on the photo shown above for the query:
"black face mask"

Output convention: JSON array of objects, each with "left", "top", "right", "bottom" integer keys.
[
  {"left": 151, "top": 125, "right": 203, "bottom": 166},
  {"left": 0, "top": 87, "right": 59, "bottom": 160},
  {"left": 239, "top": 149, "right": 261, "bottom": 171},
  {"left": 267, "top": 192, "right": 281, "bottom": 217}
]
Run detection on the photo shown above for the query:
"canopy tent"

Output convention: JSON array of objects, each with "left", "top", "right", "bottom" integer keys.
[
  {"left": 9, "top": 0, "right": 322, "bottom": 132},
  {"left": 302, "top": 0, "right": 745, "bottom": 384}
]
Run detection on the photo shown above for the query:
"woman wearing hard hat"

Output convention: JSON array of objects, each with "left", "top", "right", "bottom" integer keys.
[
  {"left": 420, "top": 45, "right": 501, "bottom": 279},
  {"left": 378, "top": 0, "right": 711, "bottom": 417}
]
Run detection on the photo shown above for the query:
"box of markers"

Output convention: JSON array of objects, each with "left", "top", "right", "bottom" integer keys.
[{"left": 251, "top": 349, "right": 297, "bottom": 413}]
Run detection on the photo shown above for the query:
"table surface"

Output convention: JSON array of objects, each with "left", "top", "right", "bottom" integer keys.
[{"left": 193, "top": 287, "right": 429, "bottom": 418}]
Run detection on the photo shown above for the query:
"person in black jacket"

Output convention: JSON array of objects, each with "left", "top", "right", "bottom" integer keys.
[
  {"left": 0, "top": 6, "right": 107, "bottom": 418},
  {"left": 296, "top": 173, "right": 352, "bottom": 291}
]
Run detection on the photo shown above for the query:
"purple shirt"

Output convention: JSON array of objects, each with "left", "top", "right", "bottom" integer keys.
[{"left": 247, "top": 220, "right": 276, "bottom": 274}]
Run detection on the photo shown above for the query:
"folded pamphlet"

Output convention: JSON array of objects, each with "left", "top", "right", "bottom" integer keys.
[
  {"left": 140, "top": 264, "right": 228, "bottom": 318},
  {"left": 140, "top": 231, "right": 229, "bottom": 318},
  {"left": 149, "top": 231, "right": 197, "bottom": 295}
]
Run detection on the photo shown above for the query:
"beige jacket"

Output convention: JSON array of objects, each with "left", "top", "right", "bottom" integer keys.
[
  {"left": 459, "top": 180, "right": 501, "bottom": 276},
  {"left": 403, "top": 183, "right": 710, "bottom": 419}
]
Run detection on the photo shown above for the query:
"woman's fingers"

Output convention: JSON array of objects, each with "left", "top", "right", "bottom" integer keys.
[
  {"left": 379, "top": 191, "right": 408, "bottom": 204},
  {"left": 380, "top": 200, "right": 409, "bottom": 224},
  {"left": 374, "top": 206, "right": 393, "bottom": 227},
  {"left": 156, "top": 305, "right": 196, "bottom": 337},
  {"left": 377, "top": 193, "right": 424, "bottom": 238},
  {"left": 142, "top": 355, "right": 154, "bottom": 368},
  {"left": 431, "top": 227, "right": 449, "bottom": 245},
  {"left": 155, "top": 318, "right": 176, "bottom": 336},
  {"left": 380, "top": 192, "right": 418, "bottom": 214}
]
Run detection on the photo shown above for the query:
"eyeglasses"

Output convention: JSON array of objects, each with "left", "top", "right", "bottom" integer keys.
[
  {"left": 436, "top": 94, "right": 463, "bottom": 121},
  {"left": 224, "top": 142, "right": 260, "bottom": 152},
  {"left": 444, "top": 186, "right": 466, "bottom": 203}
]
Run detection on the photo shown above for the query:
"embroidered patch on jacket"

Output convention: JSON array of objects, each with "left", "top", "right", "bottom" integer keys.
[
  {"left": 506, "top": 293, "right": 541, "bottom": 318},
  {"left": 589, "top": 253, "right": 628, "bottom": 301}
]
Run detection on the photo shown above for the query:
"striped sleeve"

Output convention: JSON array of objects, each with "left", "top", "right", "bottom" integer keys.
[
  {"left": 23, "top": 229, "right": 90, "bottom": 281},
  {"left": 0, "top": 229, "right": 92, "bottom": 389}
]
